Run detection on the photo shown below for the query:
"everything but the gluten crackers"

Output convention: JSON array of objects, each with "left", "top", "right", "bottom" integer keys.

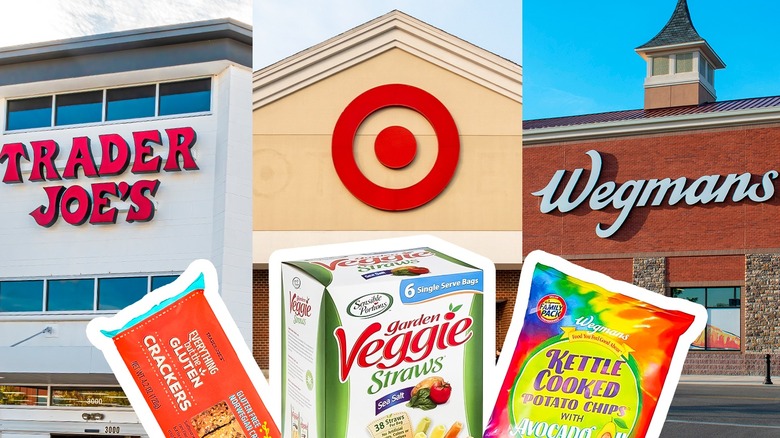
[
  {"left": 87, "top": 260, "right": 280, "bottom": 438},
  {"left": 484, "top": 251, "right": 706, "bottom": 438}
]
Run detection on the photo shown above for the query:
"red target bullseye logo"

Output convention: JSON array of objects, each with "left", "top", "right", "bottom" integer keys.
[{"left": 332, "top": 84, "right": 460, "bottom": 211}]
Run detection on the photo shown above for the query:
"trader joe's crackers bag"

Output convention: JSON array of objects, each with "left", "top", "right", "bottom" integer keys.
[
  {"left": 270, "top": 236, "right": 495, "bottom": 438},
  {"left": 87, "top": 260, "right": 280, "bottom": 438},
  {"left": 485, "top": 251, "right": 706, "bottom": 438}
]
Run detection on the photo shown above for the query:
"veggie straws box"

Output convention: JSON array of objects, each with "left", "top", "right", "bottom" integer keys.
[
  {"left": 269, "top": 236, "right": 496, "bottom": 438},
  {"left": 87, "top": 260, "right": 280, "bottom": 438},
  {"left": 484, "top": 251, "right": 707, "bottom": 438}
]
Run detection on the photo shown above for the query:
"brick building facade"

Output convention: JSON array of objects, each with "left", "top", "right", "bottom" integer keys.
[{"left": 523, "top": 0, "right": 780, "bottom": 375}]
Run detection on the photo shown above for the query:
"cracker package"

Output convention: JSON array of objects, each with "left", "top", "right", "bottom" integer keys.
[
  {"left": 87, "top": 260, "right": 280, "bottom": 438},
  {"left": 269, "top": 236, "right": 496, "bottom": 438},
  {"left": 484, "top": 251, "right": 706, "bottom": 438}
]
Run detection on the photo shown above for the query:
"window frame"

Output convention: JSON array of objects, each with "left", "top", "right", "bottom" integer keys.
[
  {"left": 0, "top": 273, "right": 181, "bottom": 314},
  {"left": 105, "top": 83, "right": 158, "bottom": 122},
  {"left": 674, "top": 52, "right": 694, "bottom": 74},
  {"left": 0, "top": 384, "right": 130, "bottom": 408},
  {"left": 671, "top": 286, "right": 741, "bottom": 351},
  {"left": 652, "top": 55, "right": 670, "bottom": 76},
  {"left": 6, "top": 95, "right": 54, "bottom": 131},
  {"left": 158, "top": 77, "right": 213, "bottom": 116},
  {"left": 5, "top": 76, "right": 213, "bottom": 133}
]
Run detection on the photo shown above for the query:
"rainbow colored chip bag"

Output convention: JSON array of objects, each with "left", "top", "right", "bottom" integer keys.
[
  {"left": 485, "top": 251, "right": 706, "bottom": 438},
  {"left": 87, "top": 260, "right": 280, "bottom": 438}
]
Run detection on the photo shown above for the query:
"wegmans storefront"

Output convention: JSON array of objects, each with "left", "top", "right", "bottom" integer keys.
[{"left": 524, "top": 0, "right": 780, "bottom": 375}]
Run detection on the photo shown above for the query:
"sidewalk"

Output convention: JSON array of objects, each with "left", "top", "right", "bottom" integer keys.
[{"left": 679, "top": 374, "right": 780, "bottom": 386}]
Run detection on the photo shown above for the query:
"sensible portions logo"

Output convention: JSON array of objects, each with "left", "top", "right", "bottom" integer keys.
[
  {"left": 347, "top": 293, "right": 393, "bottom": 319},
  {"left": 533, "top": 150, "right": 778, "bottom": 238},
  {"left": 0, "top": 127, "right": 198, "bottom": 227}
]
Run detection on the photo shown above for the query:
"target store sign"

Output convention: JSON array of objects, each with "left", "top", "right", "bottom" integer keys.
[{"left": 332, "top": 84, "right": 460, "bottom": 211}]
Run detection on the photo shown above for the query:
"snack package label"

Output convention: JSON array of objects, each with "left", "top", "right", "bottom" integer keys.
[
  {"left": 485, "top": 255, "right": 706, "bottom": 438},
  {"left": 113, "top": 289, "right": 276, "bottom": 437},
  {"left": 509, "top": 327, "right": 641, "bottom": 437},
  {"left": 271, "top": 238, "right": 495, "bottom": 438},
  {"left": 87, "top": 260, "right": 280, "bottom": 438}
]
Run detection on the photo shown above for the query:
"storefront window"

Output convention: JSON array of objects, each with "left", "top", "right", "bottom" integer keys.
[
  {"left": 700, "top": 57, "right": 715, "bottom": 84},
  {"left": 6, "top": 96, "right": 52, "bottom": 130},
  {"left": 0, "top": 386, "right": 129, "bottom": 407},
  {"left": 0, "top": 280, "right": 43, "bottom": 312},
  {"left": 672, "top": 286, "right": 740, "bottom": 351},
  {"left": 98, "top": 277, "right": 147, "bottom": 310},
  {"left": 5, "top": 78, "right": 211, "bottom": 131},
  {"left": 151, "top": 274, "right": 179, "bottom": 290},
  {"left": 55, "top": 90, "right": 103, "bottom": 126},
  {"left": 159, "top": 78, "right": 211, "bottom": 115},
  {"left": 675, "top": 52, "right": 693, "bottom": 73},
  {"left": 51, "top": 386, "right": 130, "bottom": 407},
  {"left": 652, "top": 56, "right": 669, "bottom": 76},
  {"left": 0, "top": 274, "right": 179, "bottom": 313},
  {"left": 0, "top": 385, "right": 48, "bottom": 406},
  {"left": 46, "top": 279, "right": 94, "bottom": 311},
  {"left": 106, "top": 84, "right": 156, "bottom": 121}
]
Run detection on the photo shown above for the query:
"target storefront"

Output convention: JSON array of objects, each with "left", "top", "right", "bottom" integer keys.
[
  {"left": 0, "top": 20, "right": 253, "bottom": 437},
  {"left": 251, "top": 11, "right": 523, "bottom": 365}
]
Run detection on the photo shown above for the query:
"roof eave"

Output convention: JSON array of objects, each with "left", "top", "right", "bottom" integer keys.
[
  {"left": 524, "top": 106, "right": 780, "bottom": 145},
  {"left": 635, "top": 40, "right": 725, "bottom": 69},
  {"left": 252, "top": 10, "right": 522, "bottom": 108},
  {"left": 0, "top": 18, "right": 252, "bottom": 67}
]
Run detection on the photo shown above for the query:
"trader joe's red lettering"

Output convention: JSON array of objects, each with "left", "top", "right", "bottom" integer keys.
[{"left": 0, "top": 127, "right": 198, "bottom": 226}]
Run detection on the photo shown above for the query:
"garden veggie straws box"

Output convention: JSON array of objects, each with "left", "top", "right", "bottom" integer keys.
[
  {"left": 485, "top": 251, "right": 706, "bottom": 438},
  {"left": 270, "top": 236, "right": 496, "bottom": 438},
  {"left": 87, "top": 260, "right": 280, "bottom": 438}
]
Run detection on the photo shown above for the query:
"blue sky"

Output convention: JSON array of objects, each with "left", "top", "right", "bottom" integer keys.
[
  {"left": 4, "top": 1, "right": 773, "bottom": 124},
  {"left": 524, "top": 0, "right": 780, "bottom": 120},
  {"left": 253, "top": 0, "right": 522, "bottom": 69}
]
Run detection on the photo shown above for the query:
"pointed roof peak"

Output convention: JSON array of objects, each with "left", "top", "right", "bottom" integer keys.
[{"left": 637, "top": 0, "right": 704, "bottom": 49}]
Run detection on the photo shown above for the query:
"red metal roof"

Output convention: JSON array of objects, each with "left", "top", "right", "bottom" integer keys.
[{"left": 524, "top": 95, "right": 780, "bottom": 130}]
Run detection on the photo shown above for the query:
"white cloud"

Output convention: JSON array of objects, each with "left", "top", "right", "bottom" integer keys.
[{"left": 0, "top": 0, "right": 251, "bottom": 48}]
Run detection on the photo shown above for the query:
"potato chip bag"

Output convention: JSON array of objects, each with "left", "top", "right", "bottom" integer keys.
[
  {"left": 87, "top": 259, "right": 280, "bottom": 438},
  {"left": 484, "top": 251, "right": 706, "bottom": 438}
]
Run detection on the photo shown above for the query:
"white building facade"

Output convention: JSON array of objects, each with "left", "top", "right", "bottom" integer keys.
[{"left": 0, "top": 19, "right": 253, "bottom": 438}]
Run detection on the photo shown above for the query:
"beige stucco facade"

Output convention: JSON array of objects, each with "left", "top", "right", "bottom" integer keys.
[{"left": 252, "top": 11, "right": 522, "bottom": 266}]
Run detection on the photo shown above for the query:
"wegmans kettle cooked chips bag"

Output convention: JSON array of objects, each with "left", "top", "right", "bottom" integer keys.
[
  {"left": 87, "top": 260, "right": 280, "bottom": 438},
  {"left": 485, "top": 251, "right": 706, "bottom": 438}
]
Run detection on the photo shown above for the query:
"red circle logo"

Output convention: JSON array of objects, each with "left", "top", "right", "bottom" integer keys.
[
  {"left": 537, "top": 294, "right": 567, "bottom": 324},
  {"left": 332, "top": 84, "right": 460, "bottom": 211}
]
